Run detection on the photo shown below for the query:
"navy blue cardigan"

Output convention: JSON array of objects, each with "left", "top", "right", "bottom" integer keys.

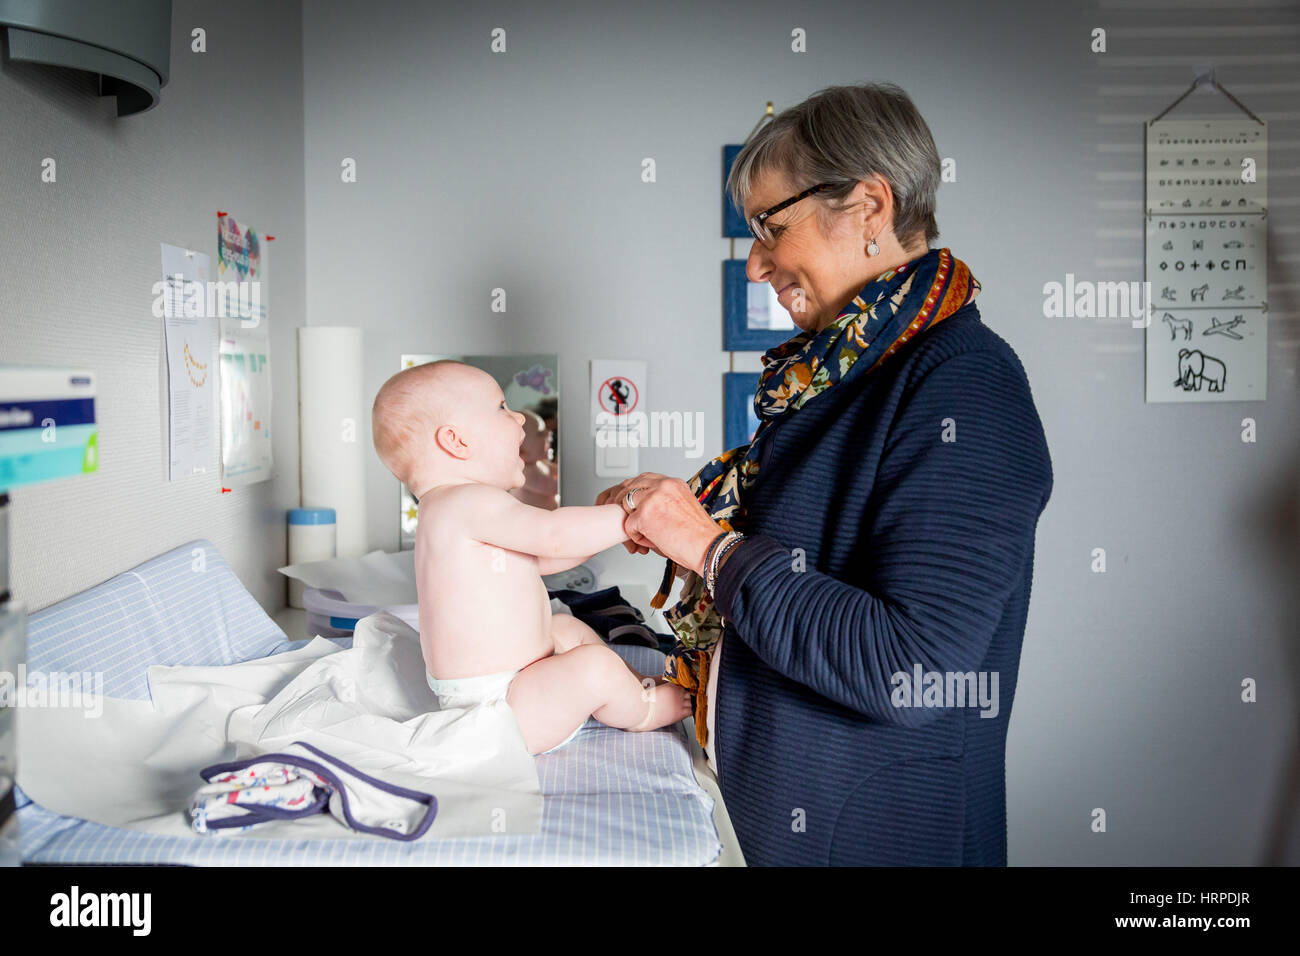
[{"left": 710, "top": 302, "right": 1053, "bottom": 866}]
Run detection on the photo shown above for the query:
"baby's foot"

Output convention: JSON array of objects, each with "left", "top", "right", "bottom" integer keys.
[{"left": 629, "top": 680, "right": 694, "bottom": 732}]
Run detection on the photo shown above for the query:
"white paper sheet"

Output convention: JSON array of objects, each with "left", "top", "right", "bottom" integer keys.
[
  {"left": 160, "top": 243, "right": 215, "bottom": 480},
  {"left": 17, "top": 612, "right": 542, "bottom": 842},
  {"left": 279, "top": 549, "right": 418, "bottom": 607}
]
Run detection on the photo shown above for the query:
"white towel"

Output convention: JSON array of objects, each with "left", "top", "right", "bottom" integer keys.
[{"left": 18, "top": 612, "right": 541, "bottom": 841}]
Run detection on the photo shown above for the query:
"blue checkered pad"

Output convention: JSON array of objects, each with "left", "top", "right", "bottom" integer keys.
[{"left": 16, "top": 540, "right": 720, "bottom": 865}]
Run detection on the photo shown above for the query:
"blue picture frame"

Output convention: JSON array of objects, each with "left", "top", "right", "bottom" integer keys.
[
  {"left": 724, "top": 259, "right": 798, "bottom": 351},
  {"left": 725, "top": 372, "right": 761, "bottom": 451},
  {"left": 723, "top": 144, "right": 749, "bottom": 238}
]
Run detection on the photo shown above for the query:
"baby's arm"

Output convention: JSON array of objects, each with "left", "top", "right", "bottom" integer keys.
[
  {"left": 452, "top": 484, "right": 628, "bottom": 558},
  {"left": 537, "top": 553, "right": 598, "bottom": 574}
]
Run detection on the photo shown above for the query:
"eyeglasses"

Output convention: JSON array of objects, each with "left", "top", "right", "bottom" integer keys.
[{"left": 747, "top": 182, "right": 837, "bottom": 249}]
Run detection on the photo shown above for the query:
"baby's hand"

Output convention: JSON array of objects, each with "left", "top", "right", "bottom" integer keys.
[{"left": 624, "top": 518, "right": 666, "bottom": 559}]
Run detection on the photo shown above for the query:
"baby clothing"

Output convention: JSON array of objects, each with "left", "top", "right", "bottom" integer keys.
[
  {"left": 189, "top": 740, "right": 438, "bottom": 839},
  {"left": 426, "top": 669, "right": 583, "bottom": 756}
]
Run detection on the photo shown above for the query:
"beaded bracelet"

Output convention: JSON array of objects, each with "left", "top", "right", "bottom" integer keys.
[
  {"left": 707, "top": 532, "right": 746, "bottom": 596},
  {"left": 701, "top": 531, "right": 730, "bottom": 581},
  {"left": 708, "top": 534, "right": 744, "bottom": 595}
]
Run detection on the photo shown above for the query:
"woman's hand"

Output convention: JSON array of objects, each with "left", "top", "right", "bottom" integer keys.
[
  {"left": 596, "top": 477, "right": 670, "bottom": 556},
  {"left": 596, "top": 478, "right": 656, "bottom": 555},
  {"left": 598, "top": 473, "right": 721, "bottom": 577}
]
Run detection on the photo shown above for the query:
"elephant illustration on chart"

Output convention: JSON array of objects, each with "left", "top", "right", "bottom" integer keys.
[{"left": 1174, "top": 348, "right": 1227, "bottom": 392}]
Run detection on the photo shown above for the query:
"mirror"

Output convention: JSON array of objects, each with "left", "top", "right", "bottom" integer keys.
[
  {"left": 398, "top": 353, "right": 559, "bottom": 550},
  {"left": 746, "top": 282, "right": 795, "bottom": 331}
]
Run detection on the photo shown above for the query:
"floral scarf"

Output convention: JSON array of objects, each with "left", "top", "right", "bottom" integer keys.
[{"left": 654, "top": 246, "right": 981, "bottom": 748}]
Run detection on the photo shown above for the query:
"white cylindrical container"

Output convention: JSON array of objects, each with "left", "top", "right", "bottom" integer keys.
[
  {"left": 298, "top": 327, "right": 367, "bottom": 557},
  {"left": 287, "top": 507, "right": 336, "bottom": 608}
]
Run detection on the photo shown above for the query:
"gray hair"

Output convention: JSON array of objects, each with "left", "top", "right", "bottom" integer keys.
[{"left": 727, "top": 82, "right": 941, "bottom": 249}]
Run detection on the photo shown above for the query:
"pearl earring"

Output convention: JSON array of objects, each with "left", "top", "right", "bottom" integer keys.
[{"left": 868, "top": 236, "right": 880, "bottom": 257}]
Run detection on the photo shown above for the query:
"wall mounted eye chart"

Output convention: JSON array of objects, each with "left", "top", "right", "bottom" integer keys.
[{"left": 1145, "top": 117, "right": 1268, "bottom": 402}]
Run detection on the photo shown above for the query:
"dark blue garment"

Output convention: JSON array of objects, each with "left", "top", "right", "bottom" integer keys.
[
  {"left": 547, "top": 586, "right": 667, "bottom": 652},
  {"left": 710, "top": 303, "right": 1053, "bottom": 866}
]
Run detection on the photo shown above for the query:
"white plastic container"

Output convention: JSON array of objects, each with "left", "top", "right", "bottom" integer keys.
[
  {"left": 287, "top": 508, "right": 336, "bottom": 608},
  {"left": 302, "top": 586, "right": 420, "bottom": 639}
]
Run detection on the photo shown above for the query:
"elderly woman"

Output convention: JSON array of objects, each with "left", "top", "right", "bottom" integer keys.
[{"left": 597, "top": 82, "right": 1053, "bottom": 866}]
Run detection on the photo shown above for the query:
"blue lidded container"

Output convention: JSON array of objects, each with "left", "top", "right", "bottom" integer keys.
[{"left": 286, "top": 507, "right": 336, "bottom": 608}]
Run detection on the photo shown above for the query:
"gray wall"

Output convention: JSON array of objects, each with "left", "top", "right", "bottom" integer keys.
[
  {"left": 3, "top": 0, "right": 1294, "bottom": 865},
  {"left": 2, "top": 0, "right": 305, "bottom": 613},
  {"left": 302, "top": 0, "right": 1299, "bottom": 865}
]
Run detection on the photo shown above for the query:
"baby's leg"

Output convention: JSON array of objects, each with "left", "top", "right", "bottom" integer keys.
[
  {"left": 507, "top": 643, "right": 692, "bottom": 755},
  {"left": 549, "top": 613, "right": 603, "bottom": 654},
  {"left": 550, "top": 613, "right": 660, "bottom": 683}
]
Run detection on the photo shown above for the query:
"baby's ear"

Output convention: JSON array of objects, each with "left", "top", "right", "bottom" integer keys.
[{"left": 433, "top": 423, "right": 471, "bottom": 458}]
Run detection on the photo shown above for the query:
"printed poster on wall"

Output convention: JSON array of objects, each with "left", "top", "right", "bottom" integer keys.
[
  {"left": 160, "top": 242, "right": 214, "bottom": 480},
  {"left": 216, "top": 211, "right": 274, "bottom": 484},
  {"left": 590, "top": 359, "right": 646, "bottom": 436},
  {"left": 1145, "top": 118, "right": 1267, "bottom": 403},
  {"left": 590, "top": 359, "right": 647, "bottom": 478}
]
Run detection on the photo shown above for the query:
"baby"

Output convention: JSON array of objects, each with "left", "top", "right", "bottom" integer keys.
[{"left": 371, "top": 359, "right": 692, "bottom": 755}]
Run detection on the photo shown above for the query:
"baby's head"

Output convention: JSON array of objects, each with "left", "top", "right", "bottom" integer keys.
[{"left": 372, "top": 360, "right": 527, "bottom": 499}]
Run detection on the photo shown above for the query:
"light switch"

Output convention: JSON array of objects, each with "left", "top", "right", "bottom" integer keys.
[{"left": 596, "top": 443, "right": 638, "bottom": 478}]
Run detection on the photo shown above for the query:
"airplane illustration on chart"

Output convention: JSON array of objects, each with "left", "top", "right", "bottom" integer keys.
[{"left": 1202, "top": 315, "right": 1245, "bottom": 340}]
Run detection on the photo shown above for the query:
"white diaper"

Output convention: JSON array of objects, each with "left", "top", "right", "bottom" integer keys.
[
  {"left": 426, "top": 670, "right": 583, "bottom": 755},
  {"left": 426, "top": 668, "right": 519, "bottom": 709}
]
